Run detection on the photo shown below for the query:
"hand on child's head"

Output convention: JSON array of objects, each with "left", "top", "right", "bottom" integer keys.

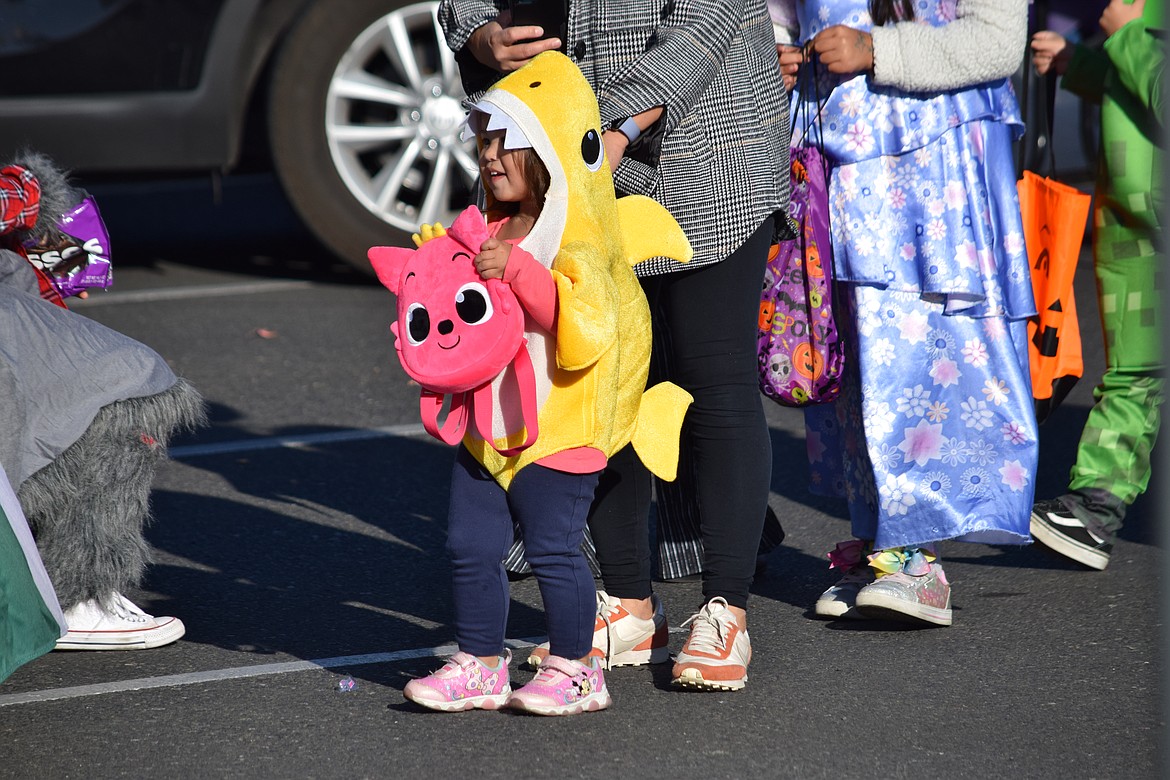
[
  {"left": 467, "top": 14, "right": 561, "bottom": 73},
  {"left": 475, "top": 237, "right": 510, "bottom": 280}
]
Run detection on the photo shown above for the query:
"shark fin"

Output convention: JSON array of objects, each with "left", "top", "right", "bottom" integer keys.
[
  {"left": 630, "top": 381, "right": 693, "bottom": 482},
  {"left": 616, "top": 195, "right": 693, "bottom": 268}
]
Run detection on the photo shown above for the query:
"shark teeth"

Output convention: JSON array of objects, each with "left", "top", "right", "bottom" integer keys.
[{"left": 460, "top": 99, "right": 532, "bottom": 150}]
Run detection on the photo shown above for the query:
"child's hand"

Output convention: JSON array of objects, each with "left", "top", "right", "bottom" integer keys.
[
  {"left": 812, "top": 25, "right": 874, "bottom": 75},
  {"left": 474, "top": 237, "right": 511, "bottom": 280},
  {"left": 1100, "top": 0, "right": 1144, "bottom": 37},
  {"left": 1031, "top": 31, "right": 1072, "bottom": 76},
  {"left": 777, "top": 44, "right": 804, "bottom": 92}
]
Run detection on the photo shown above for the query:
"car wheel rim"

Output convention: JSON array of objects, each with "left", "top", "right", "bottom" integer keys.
[{"left": 325, "top": 2, "right": 478, "bottom": 233}]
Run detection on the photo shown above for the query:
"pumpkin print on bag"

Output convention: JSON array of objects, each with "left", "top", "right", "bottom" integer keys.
[{"left": 757, "top": 145, "right": 844, "bottom": 407}]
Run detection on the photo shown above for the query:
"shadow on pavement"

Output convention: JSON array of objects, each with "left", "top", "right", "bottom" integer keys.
[{"left": 144, "top": 429, "right": 551, "bottom": 666}]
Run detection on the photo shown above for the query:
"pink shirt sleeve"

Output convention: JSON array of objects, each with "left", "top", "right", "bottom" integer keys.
[{"left": 502, "top": 241, "right": 558, "bottom": 333}]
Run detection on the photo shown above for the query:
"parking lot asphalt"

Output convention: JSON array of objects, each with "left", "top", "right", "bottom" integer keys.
[{"left": 0, "top": 173, "right": 1164, "bottom": 779}]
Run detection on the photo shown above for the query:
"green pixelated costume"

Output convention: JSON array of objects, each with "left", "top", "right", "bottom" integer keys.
[{"left": 1055, "top": 0, "right": 1164, "bottom": 536}]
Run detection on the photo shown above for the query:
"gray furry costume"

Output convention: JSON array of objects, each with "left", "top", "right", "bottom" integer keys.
[{"left": 0, "top": 151, "right": 206, "bottom": 614}]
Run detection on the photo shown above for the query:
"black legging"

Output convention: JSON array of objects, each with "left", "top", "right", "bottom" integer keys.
[{"left": 588, "top": 217, "right": 775, "bottom": 610}]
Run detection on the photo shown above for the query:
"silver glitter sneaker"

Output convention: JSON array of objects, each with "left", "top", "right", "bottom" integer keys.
[
  {"left": 815, "top": 564, "right": 876, "bottom": 619},
  {"left": 814, "top": 540, "right": 875, "bottom": 619},
  {"left": 855, "top": 549, "right": 952, "bottom": 626}
]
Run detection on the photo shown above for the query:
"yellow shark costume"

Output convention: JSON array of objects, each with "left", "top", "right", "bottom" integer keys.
[{"left": 454, "top": 51, "right": 693, "bottom": 489}]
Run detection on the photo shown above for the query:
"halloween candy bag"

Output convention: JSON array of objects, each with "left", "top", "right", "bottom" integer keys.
[{"left": 757, "top": 145, "right": 843, "bottom": 407}]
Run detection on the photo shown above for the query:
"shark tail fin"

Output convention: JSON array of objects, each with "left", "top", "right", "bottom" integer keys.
[
  {"left": 630, "top": 382, "right": 693, "bottom": 482},
  {"left": 616, "top": 195, "right": 693, "bottom": 268}
]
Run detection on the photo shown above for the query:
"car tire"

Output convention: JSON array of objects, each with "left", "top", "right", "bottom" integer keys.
[{"left": 268, "top": 0, "right": 478, "bottom": 273}]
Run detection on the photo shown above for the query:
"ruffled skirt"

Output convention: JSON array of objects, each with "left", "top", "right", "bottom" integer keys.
[{"left": 806, "top": 120, "right": 1038, "bottom": 549}]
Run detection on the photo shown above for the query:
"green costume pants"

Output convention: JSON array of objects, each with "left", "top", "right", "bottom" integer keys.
[{"left": 1067, "top": 171, "right": 1163, "bottom": 521}]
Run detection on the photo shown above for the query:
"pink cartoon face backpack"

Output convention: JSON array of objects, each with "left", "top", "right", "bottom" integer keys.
[{"left": 368, "top": 205, "right": 538, "bottom": 454}]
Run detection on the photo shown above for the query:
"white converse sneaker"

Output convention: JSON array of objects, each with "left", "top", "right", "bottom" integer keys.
[{"left": 55, "top": 592, "right": 185, "bottom": 650}]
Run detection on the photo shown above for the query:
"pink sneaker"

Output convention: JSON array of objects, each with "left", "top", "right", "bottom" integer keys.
[
  {"left": 508, "top": 654, "right": 611, "bottom": 716},
  {"left": 403, "top": 651, "right": 512, "bottom": 712}
]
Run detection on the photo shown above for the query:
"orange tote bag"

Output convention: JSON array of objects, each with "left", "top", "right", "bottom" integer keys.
[{"left": 1017, "top": 170, "right": 1091, "bottom": 424}]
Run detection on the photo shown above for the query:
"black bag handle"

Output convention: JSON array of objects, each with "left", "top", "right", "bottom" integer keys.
[
  {"left": 795, "top": 45, "right": 832, "bottom": 182},
  {"left": 1019, "top": 0, "right": 1060, "bottom": 178},
  {"left": 1028, "top": 70, "right": 1059, "bottom": 177}
]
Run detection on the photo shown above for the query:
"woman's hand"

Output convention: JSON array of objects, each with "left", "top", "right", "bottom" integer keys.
[
  {"left": 601, "top": 107, "right": 662, "bottom": 172},
  {"left": 466, "top": 15, "right": 561, "bottom": 73},
  {"left": 777, "top": 44, "right": 805, "bottom": 92},
  {"left": 1100, "top": 0, "right": 1144, "bottom": 37},
  {"left": 812, "top": 25, "right": 874, "bottom": 75},
  {"left": 475, "top": 237, "right": 511, "bottom": 280},
  {"left": 1030, "top": 31, "right": 1072, "bottom": 76},
  {"left": 603, "top": 131, "right": 628, "bottom": 173}
]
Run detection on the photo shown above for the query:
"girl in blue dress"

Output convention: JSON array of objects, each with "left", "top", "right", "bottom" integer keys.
[{"left": 777, "top": 0, "right": 1038, "bottom": 625}]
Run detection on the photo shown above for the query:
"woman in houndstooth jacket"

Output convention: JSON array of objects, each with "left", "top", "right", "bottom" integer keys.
[{"left": 439, "top": 0, "right": 790, "bottom": 691}]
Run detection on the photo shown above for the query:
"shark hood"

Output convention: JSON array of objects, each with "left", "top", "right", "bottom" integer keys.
[{"left": 467, "top": 51, "right": 624, "bottom": 273}]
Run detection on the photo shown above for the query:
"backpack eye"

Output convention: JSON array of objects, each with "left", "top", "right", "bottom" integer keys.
[
  {"left": 455, "top": 282, "right": 493, "bottom": 325},
  {"left": 581, "top": 129, "right": 604, "bottom": 171},
  {"left": 406, "top": 303, "right": 430, "bottom": 345}
]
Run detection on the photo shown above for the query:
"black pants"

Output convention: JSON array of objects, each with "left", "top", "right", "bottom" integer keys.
[{"left": 588, "top": 217, "right": 775, "bottom": 610}]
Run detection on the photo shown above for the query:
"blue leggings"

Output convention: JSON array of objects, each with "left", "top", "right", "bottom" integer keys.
[{"left": 446, "top": 446, "right": 599, "bottom": 659}]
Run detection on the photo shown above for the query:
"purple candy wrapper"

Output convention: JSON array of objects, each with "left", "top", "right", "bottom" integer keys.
[{"left": 24, "top": 195, "right": 112, "bottom": 298}]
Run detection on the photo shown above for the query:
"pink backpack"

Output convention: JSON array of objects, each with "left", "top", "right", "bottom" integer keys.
[{"left": 368, "top": 205, "right": 538, "bottom": 454}]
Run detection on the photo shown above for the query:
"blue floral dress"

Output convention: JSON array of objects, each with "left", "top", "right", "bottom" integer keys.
[{"left": 795, "top": 0, "right": 1039, "bottom": 550}]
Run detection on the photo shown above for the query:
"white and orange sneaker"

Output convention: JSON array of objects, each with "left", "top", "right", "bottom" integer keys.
[
  {"left": 671, "top": 597, "right": 750, "bottom": 691},
  {"left": 528, "top": 590, "right": 669, "bottom": 670}
]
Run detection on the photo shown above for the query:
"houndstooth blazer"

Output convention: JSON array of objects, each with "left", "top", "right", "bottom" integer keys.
[{"left": 438, "top": 0, "right": 791, "bottom": 275}]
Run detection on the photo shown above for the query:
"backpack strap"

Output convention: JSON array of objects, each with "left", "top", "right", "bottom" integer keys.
[
  {"left": 419, "top": 389, "right": 471, "bottom": 445},
  {"left": 472, "top": 340, "right": 539, "bottom": 457}
]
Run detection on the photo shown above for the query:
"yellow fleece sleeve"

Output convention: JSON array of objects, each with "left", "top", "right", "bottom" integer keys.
[{"left": 549, "top": 240, "right": 620, "bottom": 372}]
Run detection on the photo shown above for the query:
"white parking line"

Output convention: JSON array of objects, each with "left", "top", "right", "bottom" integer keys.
[
  {"left": 0, "top": 639, "right": 536, "bottom": 708},
  {"left": 71, "top": 280, "right": 316, "bottom": 306},
  {"left": 1, "top": 628, "right": 691, "bottom": 708},
  {"left": 11, "top": 417, "right": 690, "bottom": 709}
]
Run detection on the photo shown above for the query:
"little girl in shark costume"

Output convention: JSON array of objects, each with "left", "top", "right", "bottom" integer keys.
[{"left": 371, "top": 52, "right": 692, "bottom": 716}]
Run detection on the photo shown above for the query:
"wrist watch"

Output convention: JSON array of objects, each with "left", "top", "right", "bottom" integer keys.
[{"left": 610, "top": 116, "right": 642, "bottom": 144}]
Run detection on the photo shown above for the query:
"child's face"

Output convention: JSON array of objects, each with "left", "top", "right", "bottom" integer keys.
[{"left": 478, "top": 129, "right": 532, "bottom": 205}]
